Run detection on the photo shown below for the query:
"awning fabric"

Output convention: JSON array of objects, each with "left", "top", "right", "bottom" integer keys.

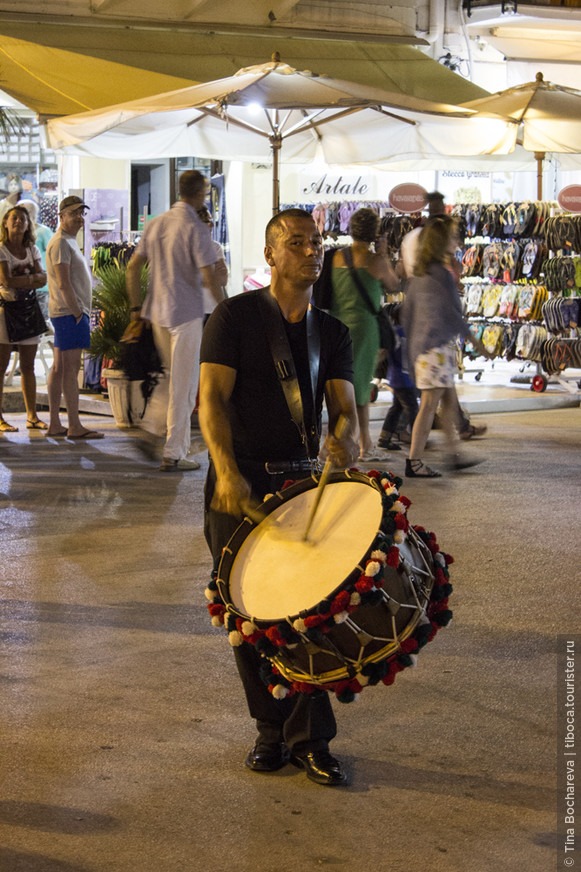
[
  {"left": 0, "top": 35, "right": 196, "bottom": 116},
  {"left": 0, "top": 24, "right": 488, "bottom": 117}
]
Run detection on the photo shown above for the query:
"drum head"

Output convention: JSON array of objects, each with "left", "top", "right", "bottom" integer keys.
[{"left": 228, "top": 478, "right": 383, "bottom": 621}]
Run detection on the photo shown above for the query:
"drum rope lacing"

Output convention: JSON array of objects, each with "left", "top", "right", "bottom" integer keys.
[{"left": 207, "top": 469, "right": 454, "bottom": 703}]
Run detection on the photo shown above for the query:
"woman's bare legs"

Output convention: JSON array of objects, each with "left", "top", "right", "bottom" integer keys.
[
  {"left": 18, "top": 343, "right": 41, "bottom": 422},
  {"left": 408, "top": 387, "right": 443, "bottom": 461},
  {"left": 356, "top": 403, "right": 374, "bottom": 455},
  {"left": 0, "top": 343, "right": 18, "bottom": 430}
]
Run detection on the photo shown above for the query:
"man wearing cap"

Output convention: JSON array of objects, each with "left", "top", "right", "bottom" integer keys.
[
  {"left": 126, "top": 170, "right": 224, "bottom": 471},
  {"left": 45, "top": 195, "right": 103, "bottom": 439}
]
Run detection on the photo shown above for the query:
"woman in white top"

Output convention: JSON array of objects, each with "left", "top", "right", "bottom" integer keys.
[{"left": 0, "top": 206, "right": 48, "bottom": 431}]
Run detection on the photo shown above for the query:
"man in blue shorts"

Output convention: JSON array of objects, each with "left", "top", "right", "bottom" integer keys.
[{"left": 46, "top": 196, "right": 103, "bottom": 439}]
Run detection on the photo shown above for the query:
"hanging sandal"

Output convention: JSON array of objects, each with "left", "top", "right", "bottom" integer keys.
[
  {"left": 26, "top": 419, "right": 48, "bottom": 430},
  {"left": 405, "top": 458, "right": 441, "bottom": 478},
  {"left": 0, "top": 418, "right": 18, "bottom": 432}
]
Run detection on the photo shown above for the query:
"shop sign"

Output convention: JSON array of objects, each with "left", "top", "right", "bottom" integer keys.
[
  {"left": 557, "top": 185, "right": 581, "bottom": 213},
  {"left": 389, "top": 183, "right": 428, "bottom": 214},
  {"left": 300, "top": 172, "right": 370, "bottom": 198}
]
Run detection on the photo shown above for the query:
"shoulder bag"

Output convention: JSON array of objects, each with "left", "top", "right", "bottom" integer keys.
[
  {"left": 0, "top": 291, "right": 47, "bottom": 342},
  {"left": 342, "top": 247, "right": 395, "bottom": 356}
]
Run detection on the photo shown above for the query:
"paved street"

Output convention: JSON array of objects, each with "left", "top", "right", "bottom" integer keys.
[{"left": 0, "top": 402, "right": 579, "bottom": 872}]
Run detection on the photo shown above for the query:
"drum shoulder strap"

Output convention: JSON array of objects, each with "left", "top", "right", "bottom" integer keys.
[{"left": 256, "top": 286, "right": 320, "bottom": 458}]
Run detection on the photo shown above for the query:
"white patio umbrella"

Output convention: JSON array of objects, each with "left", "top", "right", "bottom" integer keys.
[
  {"left": 45, "top": 54, "right": 514, "bottom": 213},
  {"left": 461, "top": 73, "right": 581, "bottom": 199}
]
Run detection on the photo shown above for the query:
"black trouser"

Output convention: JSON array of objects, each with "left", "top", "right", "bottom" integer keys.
[
  {"left": 204, "top": 458, "right": 337, "bottom": 753},
  {"left": 381, "top": 387, "right": 419, "bottom": 435}
]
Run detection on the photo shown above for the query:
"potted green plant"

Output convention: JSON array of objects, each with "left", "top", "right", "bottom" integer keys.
[{"left": 90, "top": 262, "right": 149, "bottom": 428}]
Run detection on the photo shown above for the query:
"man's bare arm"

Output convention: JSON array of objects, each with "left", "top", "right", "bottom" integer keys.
[
  {"left": 53, "top": 262, "right": 83, "bottom": 321},
  {"left": 200, "top": 263, "right": 227, "bottom": 307},
  {"left": 323, "top": 378, "right": 359, "bottom": 468},
  {"left": 198, "top": 361, "right": 251, "bottom": 517}
]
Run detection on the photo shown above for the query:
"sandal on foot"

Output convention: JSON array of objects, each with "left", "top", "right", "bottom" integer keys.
[
  {"left": 0, "top": 419, "right": 18, "bottom": 433},
  {"left": 405, "top": 458, "right": 441, "bottom": 478},
  {"left": 26, "top": 419, "right": 48, "bottom": 430}
]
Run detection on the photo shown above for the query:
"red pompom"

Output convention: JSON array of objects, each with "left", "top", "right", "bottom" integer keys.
[
  {"left": 304, "top": 614, "right": 325, "bottom": 628},
  {"left": 330, "top": 590, "right": 351, "bottom": 614},
  {"left": 355, "top": 576, "right": 374, "bottom": 593},
  {"left": 266, "top": 626, "right": 287, "bottom": 647},
  {"left": 394, "top": 513, "right": 409, "bottom": 531},
  {"left": 208, "top": 603, "right": 226, "bottom": 617},
  {"left": 386, "top": 546, "right": 400, "bottom": 567},
  {"left": 400, "top": 637, "right": 419, "bottom": 654}
]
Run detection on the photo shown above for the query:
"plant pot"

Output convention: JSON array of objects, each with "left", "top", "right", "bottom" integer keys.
[{"left": 101, "top": 368, "right": 145, "bottom": 429}]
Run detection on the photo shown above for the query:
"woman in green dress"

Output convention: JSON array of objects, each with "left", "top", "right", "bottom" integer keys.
[{"left": 330, "top": 207, "right": 398, "bottom": 460}]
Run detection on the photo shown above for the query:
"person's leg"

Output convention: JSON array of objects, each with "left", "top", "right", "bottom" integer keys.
[
  {"left": 379, "top": 392, "right": 403, "bottom": 444},
  {"left": 357, "top": 403, "right": 373, "bottom": 455},
  {"left": 60, "top": 347, "right": 101, "bottom": 437},
  {"left": 402, "top": 386, "right": 420, "bottom": 431},
  {"left": 0, "top": 343, "right": 18, "bottom": 430},
  {"left": 161, "top": 319, "right": 203, "bottom": 462},
  {"left": 406, "top": 388, "right": 443, "bottom": 477},
  {"left": 18, "top": 343, "right": 40, "bottom": 421},
  {"left": 47, "top": 346, "right": 66, "bottom": 433},
  {"left": 438, "top": 387, "right": 460, "bottom": 451},
  {"left": 409, "top": 388, "right": 442, "bottom": 460}
]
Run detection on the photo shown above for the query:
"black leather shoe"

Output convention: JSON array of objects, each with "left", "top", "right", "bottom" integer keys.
[
  {"left": 291, "top": 750, "right": 348, "bottom": 786},
  {"left": 245, "top": 742, "right": 290, "bottom": 772}
]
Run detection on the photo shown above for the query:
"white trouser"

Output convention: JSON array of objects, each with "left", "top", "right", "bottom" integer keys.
[{"left": 143, "top": 318, "right": 203, "bottom": 461}]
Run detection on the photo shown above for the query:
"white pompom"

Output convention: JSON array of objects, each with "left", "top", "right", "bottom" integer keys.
[
  {"left": 271, "top": 684, "right": 289, "bottom": 699},
  {"left": 409, "top": 654, "right": 418, "bottom": 668},
  {"left": 205, "top": 587, "right": 217, "bottom": 601},
  {"left": 350, "top": 591, "right": 361, "bottom": 606},
  {"left": 434, "top": 552, "right": 446, "bottom": 567},
  {"left": 333, "top": 610, "right": 348, "bottom": 624},
  {"left": 211, "top": 616, "right": 223, "bottom": 628},
  {"left": 394, "top": 530, "right": 405, "bottom": 544},
  {"left": 241, "top": 620, "right": 258, "bottom": 636},
  {"left": 371, "top": 549, "right": 386, "bottom": 562},
  {"left": 357, "top": 674, "right": 369, "bottom": 687},
  {"left": 228, "top": 630, "right": 244, "bottom": 647},
  {"left": 293, "top": 618, "right": 307, "bottom": 633},
  {"left": 392, "top": 500, "right": 405, "bottom": 513},
  {"left": 365, "top": 560, "right": 381, "bottom": 577}
]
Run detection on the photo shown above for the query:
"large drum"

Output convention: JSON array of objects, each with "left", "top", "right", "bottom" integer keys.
[{"left": 207, "top": 469, "right": 453, "bottom": 702}]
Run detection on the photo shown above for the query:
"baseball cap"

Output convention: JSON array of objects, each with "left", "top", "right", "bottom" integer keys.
[{"left": 59, "top": 195, "right": 89, "bottom": 213}]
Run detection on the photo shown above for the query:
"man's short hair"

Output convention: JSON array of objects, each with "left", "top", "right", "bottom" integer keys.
[
  {"left": 178, "top": 170, "right": 208, "bottom": 199},
  {"left": 426, "top": 191, "right": 446, "bottom": 218},
  {"left": 265, "top": 208, "right": 315, "bottom": 247}
]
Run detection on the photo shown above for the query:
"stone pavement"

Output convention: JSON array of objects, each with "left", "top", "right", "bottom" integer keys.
[{"left": 0, "top": 401, "right": 579, "bottom": 872}]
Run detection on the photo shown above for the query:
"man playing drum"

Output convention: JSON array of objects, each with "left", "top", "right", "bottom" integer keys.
[{"left": 199, "top": 208, "right": 359, "bottom": 786}]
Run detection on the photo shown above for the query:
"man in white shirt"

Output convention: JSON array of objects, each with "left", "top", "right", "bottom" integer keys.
[
  {"left": 46, "top": 195, "right": 103, "bottom": 440},
  {"left": 127, "top": 171, "right": 223, "bottom": 471}
]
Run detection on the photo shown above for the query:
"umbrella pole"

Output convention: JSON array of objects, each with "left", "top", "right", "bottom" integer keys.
[
  {"left": 535, "top": 151, "right": 545, "bottom": 200},
  {"left": 271, "top": 133, "right": 282, "bottom": 215}
]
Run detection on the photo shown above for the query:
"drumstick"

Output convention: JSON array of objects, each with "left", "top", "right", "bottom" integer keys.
[{"left": 303, "top": 414, "right": 349, "bottom": 542}]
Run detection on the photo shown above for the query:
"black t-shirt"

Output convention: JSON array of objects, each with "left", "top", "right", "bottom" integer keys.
[{"left": 200, "top": 288, "right": 353, "bottom": 462}]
